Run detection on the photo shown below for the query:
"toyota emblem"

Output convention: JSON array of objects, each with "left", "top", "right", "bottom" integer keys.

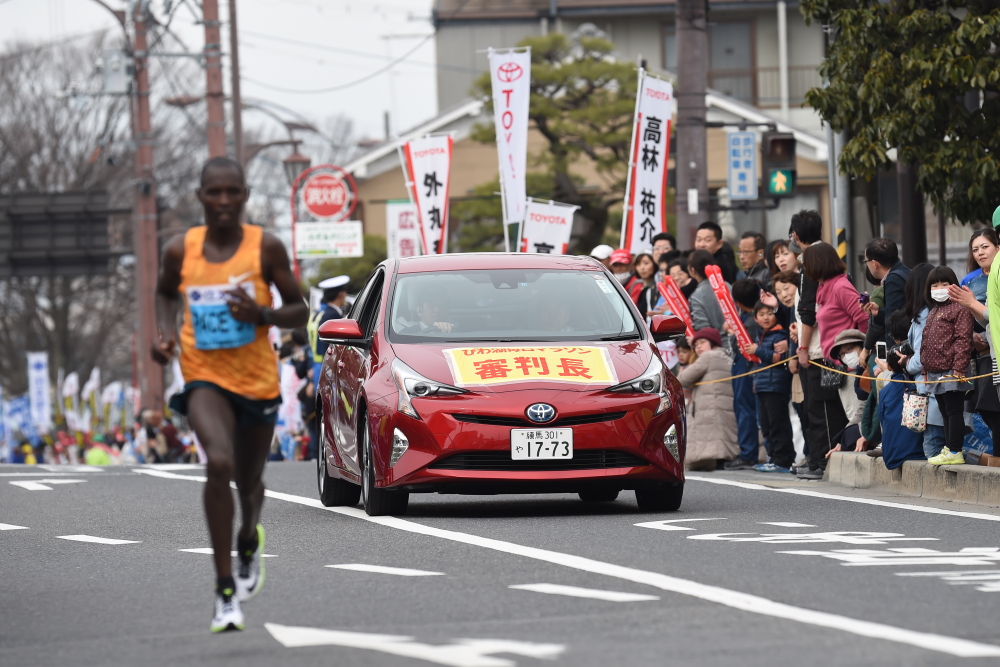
[
  {"left": 526, "top": 403, "right": 557, "bottom": 424},
  {"left": 496, "top": 62, "right": 524, "bottom": 83}
]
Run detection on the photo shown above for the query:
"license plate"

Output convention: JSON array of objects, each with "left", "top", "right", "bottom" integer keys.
[{"left": 511, "top": 429, "right": 573, "bottom": 460}]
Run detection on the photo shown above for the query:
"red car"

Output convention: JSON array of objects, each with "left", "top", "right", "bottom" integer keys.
[{"left": 316, "top": 253, "right": 688, "bottom": 516}]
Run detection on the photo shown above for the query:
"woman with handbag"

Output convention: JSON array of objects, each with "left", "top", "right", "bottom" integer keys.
[{"left": 900, "top": 264, "right": 945, "bottom": 458}]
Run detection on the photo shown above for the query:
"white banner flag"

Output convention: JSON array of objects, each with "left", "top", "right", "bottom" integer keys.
[
  {"left": 386, "top": 200, "right": 422, "bottom": 258},
  {"left": 622, "top": 72, "right": 674, "bottom": 255},
  {"left": 26, "top": 352, "right": 51, "bottom": 431},
  {"left": 488, "top": 48, "right": 531, "bottom": 227},
  {"left": 520, "top": 200, "right": 579, "bottom": 254},
  {"left": 403, "top": 135, "right": 453, "bottom": 254}
]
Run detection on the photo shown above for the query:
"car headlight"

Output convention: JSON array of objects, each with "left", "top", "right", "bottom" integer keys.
[
  {"left": 391, "top": 359, "right": 467, "bottom": 420},
  {"left": 608, "top": 355, "right": 672, "bottom": 415}
]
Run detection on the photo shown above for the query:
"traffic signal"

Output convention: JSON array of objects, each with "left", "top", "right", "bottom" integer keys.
[{"left": 762, "top": 132, "right": 796, "bottom": 198}]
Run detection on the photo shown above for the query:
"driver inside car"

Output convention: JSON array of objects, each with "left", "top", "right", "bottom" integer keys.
[{"left": 402, "top": 291, "right": 456, "bottom": 334}]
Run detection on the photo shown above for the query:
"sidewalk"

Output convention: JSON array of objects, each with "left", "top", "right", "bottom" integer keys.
[{"left": 826, "top": 451, "right": 1000, "bottom": 507}]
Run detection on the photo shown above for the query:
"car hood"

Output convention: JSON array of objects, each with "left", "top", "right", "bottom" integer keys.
[{"left": 390, "top": 340, "right": 654, "bottom": 394}]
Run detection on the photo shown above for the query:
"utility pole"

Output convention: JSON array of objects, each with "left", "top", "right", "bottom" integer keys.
[
  {"left": 675, "top": 0, "right": 709, "bottom": 247},
  {"left": 132, "top": 5, "right": 163, "bottom": 411},
  {"left": 203, "top": 0, "right": 227, "bottom": 157},
  {"left": 228, "top": 0, "right": 244, "bottom": 165}
]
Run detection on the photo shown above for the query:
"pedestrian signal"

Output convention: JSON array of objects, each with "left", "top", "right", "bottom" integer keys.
[{"left": 762, "top": 132, "right": 796, "bottom": 199}]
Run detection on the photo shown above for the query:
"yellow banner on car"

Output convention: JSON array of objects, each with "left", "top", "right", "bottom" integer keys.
[{"left": 443, "top": 346, "right": 618, "bottom": 387}]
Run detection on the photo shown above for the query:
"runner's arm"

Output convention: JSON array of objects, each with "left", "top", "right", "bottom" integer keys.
[
  {"left": 261, "top": 232, "right": 309, "bottom": 329},
  {"left": 152, "top": 235, "right": 185, "bottom": 365}
]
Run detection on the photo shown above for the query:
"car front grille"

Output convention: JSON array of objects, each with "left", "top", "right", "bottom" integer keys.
[
  {"left": 451, "top": 411, "right": 627, "bottom": 428},
  {"left": 428, "top": 449, "right": 650, "bottom": 471}
]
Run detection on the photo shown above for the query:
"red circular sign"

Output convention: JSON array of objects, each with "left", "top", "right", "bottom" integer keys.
[
  {"left": 301, "top": 168, "right": 356, "bottom": 221},
  {"left": 497, "top": 62, "right": 524, "bottom": 83}
]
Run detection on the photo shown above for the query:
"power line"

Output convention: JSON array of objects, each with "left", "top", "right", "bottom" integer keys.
[{"left": 243, "top": 32, "right": 433, "bottom": 94}]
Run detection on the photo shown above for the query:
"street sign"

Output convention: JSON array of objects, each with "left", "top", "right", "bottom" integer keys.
[
  {"left": 300, "top": 167, "right": 357, "bottom": 221},
  {"left": 294, "top": 221, "right": 364, "bottom": 259},
  {"left": 727, "top": 131, "right": 758, "bottom": 200}
]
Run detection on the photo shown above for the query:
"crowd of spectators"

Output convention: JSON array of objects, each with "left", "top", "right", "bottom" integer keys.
[{"left": 594, "top": 210, "right": 1000, "bottom": 476}]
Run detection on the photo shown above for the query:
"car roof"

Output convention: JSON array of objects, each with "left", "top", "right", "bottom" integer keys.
[{"left": 394, "top": 252, "right": 606, "bottom": 274}]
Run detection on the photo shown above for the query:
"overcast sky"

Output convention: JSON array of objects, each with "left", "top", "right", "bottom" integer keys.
[{"left": 0, "top": 0, "right": 439, "bottom": 143}]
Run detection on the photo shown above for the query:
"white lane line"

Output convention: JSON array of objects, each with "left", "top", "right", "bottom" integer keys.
[
  {"left": 140, "top": 469, "right": 1000, "bottom": 658},
  {"left": 139, "top": 464, "right": 205, "bottom": 471},
  {"left": 9, "top": 479, "right": 87, "bottom": 491},
  {"left": 37, "top": 465, "right": 104, "bottom": 473},
  {"left": 510, "top": 583, "right": 659, "bottom": 602},
  {"left": 0, "top": 523, "right": 28, "bottom": 530},
  {"left": 0, "top": 472, "right": 82, "bottom": 477},
  {"left": 635, "top": 517, "right": 726, "bottom": 531},
  {"left": 56, "top": 535, "right": 140, "bottom": 545},
  {"left": 327, "top": 564, "right": 443, "bottom": 576},
  {"left": 687, "top": 475, "right": 1000, "bottom": 522},
  {"left": 179, "top": 548, "right": 277, "bottom": 558},
  {"left": 760, "top": 522, "right": 816, "bottom": 528}
]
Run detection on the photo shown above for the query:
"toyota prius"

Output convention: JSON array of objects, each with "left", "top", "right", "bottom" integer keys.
[{"left": 315, "top": 253, "right": 687, "bottom": 516}]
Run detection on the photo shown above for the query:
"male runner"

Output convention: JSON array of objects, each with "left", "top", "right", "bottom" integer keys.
[{"left": 151, "top": 157, "right": 307, "bottom": 632}]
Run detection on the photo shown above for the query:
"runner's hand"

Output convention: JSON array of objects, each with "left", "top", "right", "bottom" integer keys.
[
  {"left": 151, "top": 337, "right": 176, "bottom": 365},
  {"left": 226, "top": 286, "right": 262, "bottom": 324}
]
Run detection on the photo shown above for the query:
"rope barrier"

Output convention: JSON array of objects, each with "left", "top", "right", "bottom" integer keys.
[{"left": 689, "top": 357, "right": 998, "bottom": 387}]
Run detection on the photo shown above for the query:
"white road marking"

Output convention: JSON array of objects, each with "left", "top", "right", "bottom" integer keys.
[
  {"left": 56, "top": 535, "right": 140, "bottom": 545},
  {"left": 143, "top": 468, "right": 1000, "bottom": 658},
  {"left": 510, "top": 583, "right": 659, "bottom": 602},
  {"left": 179, "top": 548, "right": 277, "bottom": 558},
  {"left": 760, "top": 522, "right": 815, "bottom": 527},
  {"left": 689, "top": 532, "right": 937, "bottom": 545},
  {"left": 139, "top": 464, "right": 205, "bottom": 471},
  {"left": 634, "top": 517, "right": 726, "bottom": 531},
  {"left": 687, "top": 475, "right": 1000, "bottom": 522},
  {"left": 264, "top": 623, "right": 565, "bottom": 667},
  {"left": 37, "top": 465, "right": 104, "bottom": 473},
  {"left": 780, "top": 547, "right": 1000, "bottom": 567},
  {"left": 0, "top": 472, "right": 81, "bottom": 477},
  {"left": 897, "top": 570, "right": 1000, "bottom": 592},
  {"left": 0, "top": 523, "right": 28, "bottom": 530},
  {"left": 327, "top": 564, "right": 443, "bottom": 576},
  {"left": 9, "top": 479, "right": 87, "bottom": 491}
]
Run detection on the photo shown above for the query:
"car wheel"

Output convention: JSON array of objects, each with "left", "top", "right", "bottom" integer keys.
[
  {"left": 635, "top": 482, "right": 683, "bottom": 512},
  {"left": 318, "top": 417, "right": 361, "bottom": 507},
  {"left": 578, "top": 489, "right": 620, "bottom": 502},
  {"left": 359, "top": 411, "right": 409, "bottom": 516}
]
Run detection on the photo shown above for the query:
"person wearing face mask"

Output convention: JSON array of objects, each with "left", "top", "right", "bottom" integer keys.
[
  {"left": 899, "top": 264, "right": 946, "bottom": 458},
  {"left": 609, "top": 249, "right": 642, "bottom": 294},
  {"left": 916, "top": 266, "right": 974, "bottom": 465},
  {"left": 829, "top": 329, "right": 866, "bottom": 441}
]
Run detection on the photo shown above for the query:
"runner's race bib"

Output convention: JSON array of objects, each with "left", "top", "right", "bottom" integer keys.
[{"left": 187, "top": 282, "right": 257, "bottom": 350}]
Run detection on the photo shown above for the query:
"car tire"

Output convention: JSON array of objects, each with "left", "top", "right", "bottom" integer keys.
[
  {"left": 318, "top": 418, "right": 361, "bottom": 507},
  {"left": 359, "top": 411, "right": 409, "bottom": 516},
  {"left": 578, "top": 489, "right": 620, "bottom": 502},
  {"left": 635, "top": 482, "right": 683, "bottom": 512}
]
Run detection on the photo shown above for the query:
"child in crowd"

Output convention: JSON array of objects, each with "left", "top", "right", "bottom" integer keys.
[
  {"left": 743, "top": 302, "right": 795, "bottom": 472},
  {"left": 918, "top": 266, "right": 974, "bottom": 465},
  {"left": 675, "top": 338, "right": 696, "bottom": 411}
]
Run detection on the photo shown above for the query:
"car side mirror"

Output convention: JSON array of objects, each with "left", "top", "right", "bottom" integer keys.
[
  {"left": 650, "top": 315, "right": 687, "bottom": 342},
  {"left": 318, "top": 319, "right": 368, "bottom": 347}
]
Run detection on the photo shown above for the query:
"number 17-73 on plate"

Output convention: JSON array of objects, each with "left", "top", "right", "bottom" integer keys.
[{"left": 511, "top": 428, "right": 574, "bottom": 460}]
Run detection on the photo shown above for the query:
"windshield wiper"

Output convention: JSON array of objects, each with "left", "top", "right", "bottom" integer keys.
[{"left": 599, "top": 334, "right": 641, "bottom": 341}]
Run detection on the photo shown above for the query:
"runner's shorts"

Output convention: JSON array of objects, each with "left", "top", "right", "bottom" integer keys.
[{"left": 169, "top": 381, "right": 282, "bottom": 426}]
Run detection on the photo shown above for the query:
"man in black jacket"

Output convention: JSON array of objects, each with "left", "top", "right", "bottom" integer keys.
[
  {"left": 694, "top": 221, "right": 738, "bottom": 283},
  {"left": 861, "top": 237, "right": 910, "bottom": 365},
  {"left": 738, "top": 231, "right": 772, "bottom": 291}
]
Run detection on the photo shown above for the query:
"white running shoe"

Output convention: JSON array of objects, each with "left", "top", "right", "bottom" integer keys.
[
  {"left": 236, "top": 524, "right": 265, "bottom": 602},
  {"left": 211, "top": 586, "right": 244, "bottom": 633}
]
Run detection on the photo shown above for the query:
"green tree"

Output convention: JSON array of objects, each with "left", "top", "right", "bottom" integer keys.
[
  {"left": 467, "top": 33, "right": 643, "bottom": 252},
  {"left": 313, "top": 234, "right": 387, "bottom": 292},
  {"left": 802, "top": 0, "right": 1000, "bottom": 224}
]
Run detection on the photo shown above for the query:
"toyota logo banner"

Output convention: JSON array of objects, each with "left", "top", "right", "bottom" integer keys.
[
  {"left": 621, "top": 71, "right": 674, "bottom": 255},
  {"left": 520, "top": 199, "right": 579, "bottom": 254},
  {"left": 488, "top": 47, "right": 532, "bottom": 238},
  {"left": 402, "top": 135, "right": 453, "bottom": 254}
]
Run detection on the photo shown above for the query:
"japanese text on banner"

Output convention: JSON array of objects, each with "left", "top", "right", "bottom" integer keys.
[
  {"left": 623, "top": 74, "right": 674, "bottom": 255},
  {"left": 656, "top": 282, "right": 694, "bottom": 337},
  {"left": 403, "top": 136, "right": 453, "bottom": 254},
  {"left": 488, "top": 48, "right": 531, "bottom": 226},
  {"left": 386, "top": 200, "right": 422, "bottom": 258},
  {"left": 443, "top": 347, "right": 618, "bottom": 387},
  {"left": 520, "top": 200, "right": 578, "bottom": 254},
  {"left": 705, "top": 265, "right": 760, "bottom": 362},
  {"left": 26, "top": 352, "right": 51, "bottom": 431}
]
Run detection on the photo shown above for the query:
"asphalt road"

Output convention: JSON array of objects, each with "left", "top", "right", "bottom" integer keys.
[{"left": 4, "top": 462, "right": 1000, "bottom": 667}]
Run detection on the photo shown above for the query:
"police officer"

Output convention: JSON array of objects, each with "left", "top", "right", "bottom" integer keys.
[{"left": 307, "top": 275, "right": 350, "bottom": 382}]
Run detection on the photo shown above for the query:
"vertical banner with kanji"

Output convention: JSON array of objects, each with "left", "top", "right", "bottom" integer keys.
[
  {"left": 488, "top": 47, "right": 532, "bottom": 236},
  {"left": 386, "top": 200, "right": 423, "bottom": 258},
  {"left": 403, "top": 135, "right": 453, "bottom": 254},
  {"left": 26, "top": 352, "right": 51, "bottom": 433},
  {"left": 519, "top": 200, "right": 579, "bottom": 254},
  {"left": 622, "top": 71, "right": 674, "bottom": 255}
]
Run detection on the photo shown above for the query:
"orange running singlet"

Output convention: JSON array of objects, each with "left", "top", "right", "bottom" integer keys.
[{"left": 178, "top": 224, "right": 280, "bottom": 400}]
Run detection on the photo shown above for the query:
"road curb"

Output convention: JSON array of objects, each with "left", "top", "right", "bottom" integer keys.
[{"left": 825, "top": 452, "right": 1000, "bottom": 506}]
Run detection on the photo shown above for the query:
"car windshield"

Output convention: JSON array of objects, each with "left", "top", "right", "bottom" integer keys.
[{"left": 388, "top": 269, "right": 641, "bottom": 343}]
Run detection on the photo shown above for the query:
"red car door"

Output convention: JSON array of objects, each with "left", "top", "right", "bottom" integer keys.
[{"left": 334, "top": 269, "right": 385, "bottom": 473}]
